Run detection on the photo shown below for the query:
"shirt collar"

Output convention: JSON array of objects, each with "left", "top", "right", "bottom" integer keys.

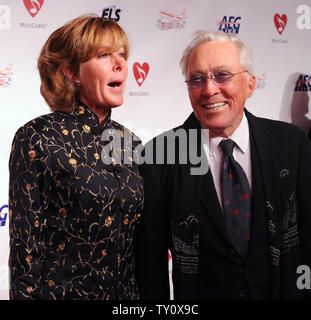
[
  {"left": 203, "top": 111, "right": 249, "bottom": 155},
  {"left": 228, "top": 111, "right": 249, "bottom": 154},
  {"left": 72, "top": 100, "right": 112, "bottom": 131}
]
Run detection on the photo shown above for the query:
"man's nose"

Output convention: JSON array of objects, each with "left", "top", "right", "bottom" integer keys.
[{"left": 201, "top": 77, "right": 220, "bottom": 97}]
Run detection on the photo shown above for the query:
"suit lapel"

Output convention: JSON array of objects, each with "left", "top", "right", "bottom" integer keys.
[
  {"left": 246, "top": 124, "right": 268, "bottom": 262},
  {"left": 245, "top": 110, "right": 280, "bottom": 207}
]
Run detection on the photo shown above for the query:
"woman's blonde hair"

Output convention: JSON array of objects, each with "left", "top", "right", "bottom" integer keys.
[{"left": 38, "top": 14, "right": 129, "bottom": 112}]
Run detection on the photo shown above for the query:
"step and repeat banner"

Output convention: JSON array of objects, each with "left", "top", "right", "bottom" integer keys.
[{"left": 0, "top": 0, "right": 311, "bottom": 300}]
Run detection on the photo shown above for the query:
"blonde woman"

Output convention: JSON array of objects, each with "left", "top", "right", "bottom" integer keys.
[{"left": 9, "top": 15, "right": 143, "bottom": 300}]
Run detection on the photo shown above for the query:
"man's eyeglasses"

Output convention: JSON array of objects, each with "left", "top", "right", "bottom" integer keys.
[{"left": 185, "top": 70, "right": 249, "bottom": 88}]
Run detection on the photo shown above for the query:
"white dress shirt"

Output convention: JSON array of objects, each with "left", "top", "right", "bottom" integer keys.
[{"left": 202, "top": 112, "right": 252, "bottom": 210}]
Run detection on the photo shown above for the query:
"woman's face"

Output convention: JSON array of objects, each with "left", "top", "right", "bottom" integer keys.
[{"left": 77, "top": 37, "right": 128, "bottom": 112}]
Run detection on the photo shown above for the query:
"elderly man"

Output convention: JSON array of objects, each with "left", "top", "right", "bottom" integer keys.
[{"left": 136, "top": 30, "right": 311, "bottom": 300}]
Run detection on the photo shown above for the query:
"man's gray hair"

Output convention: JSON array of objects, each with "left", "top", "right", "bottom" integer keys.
[{"left": 180, "top": 30, "right": 254, "bottom": 77}]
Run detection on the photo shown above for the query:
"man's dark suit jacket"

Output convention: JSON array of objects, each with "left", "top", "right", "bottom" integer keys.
[{"left": 136, "top": 109, "right": 311, "bottom": 300}]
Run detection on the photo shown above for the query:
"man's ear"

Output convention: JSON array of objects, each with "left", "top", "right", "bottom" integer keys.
[
  {"left": 247, "top": 74, "right": 256, "bottom": 98},
  {"left": 62, "top": 65, "right": 78, "bottom": 82}
]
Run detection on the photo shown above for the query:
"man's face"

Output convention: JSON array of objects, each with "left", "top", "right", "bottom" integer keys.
[{"left": 186, "top": 41, "right": 256, "bottom": 137}]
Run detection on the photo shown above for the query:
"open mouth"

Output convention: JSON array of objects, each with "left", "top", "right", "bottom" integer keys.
[{"left": 108, "top": 81, "right": 122, "bottom": 88}]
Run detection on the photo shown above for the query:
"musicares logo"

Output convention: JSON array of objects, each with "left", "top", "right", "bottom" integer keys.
[
  {"left": 23, "top": 0, "right": 44, "bottom": 18},
  {"left": 274, "top": 13, "right": 287, "bottom": 35},
  {"left": 133, "top": 62, "right": 149, "bottom": 87}
]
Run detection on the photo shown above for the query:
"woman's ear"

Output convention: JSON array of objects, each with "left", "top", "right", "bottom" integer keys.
[{"left": 62, "top": 65, "right": 78, "bottom": 82}]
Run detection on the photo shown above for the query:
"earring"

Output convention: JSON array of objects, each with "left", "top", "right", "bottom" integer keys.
[{"left": 75, "top": 80, "right": 80, "bottom": 86}]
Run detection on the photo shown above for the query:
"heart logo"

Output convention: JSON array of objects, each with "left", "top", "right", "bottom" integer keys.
[
  {"left": 0, "top": 205, "right": 8, "bottom": 227},
  {"left": 133, "top": 62, "right": 149, "bottom": 87},
  {"left": 23, "top": 0, "right": 44, "bottom": 18},
  {"left": 274, "top": 13, "right": 287, "bottom": 35}
]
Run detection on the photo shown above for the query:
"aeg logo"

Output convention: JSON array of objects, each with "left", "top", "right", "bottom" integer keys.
[
  {"left": 218, "top": 16, "right": 241, "bottom": 34},
  {"left": 295, "top": 74, "right": 311, "bottom": 91}
]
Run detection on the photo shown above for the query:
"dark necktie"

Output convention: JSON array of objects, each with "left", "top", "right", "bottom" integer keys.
[{"left": 220, "top": 139, "right": 251, "bottom": 258}]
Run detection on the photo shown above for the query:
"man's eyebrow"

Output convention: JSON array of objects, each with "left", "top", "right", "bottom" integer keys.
[
  {"left": 211, "top": 65, "right": 232, "bottom": 71},
  {"left": 188, "top": 70, "right": 206, "bottom": 75},
  {"left": 188, "top": 65, "right": 233, "bottom": 74}
]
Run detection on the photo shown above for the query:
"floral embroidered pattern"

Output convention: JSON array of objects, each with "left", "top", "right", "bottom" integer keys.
[
  {"left": 171, "top": 215, "right": 199, "bottom": 275},
  {"left": 266, "top": 169, "right": 300, "bottom": 267},
  {"left": 9, "top": 103, "right": 144, "bottom": 300}
]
